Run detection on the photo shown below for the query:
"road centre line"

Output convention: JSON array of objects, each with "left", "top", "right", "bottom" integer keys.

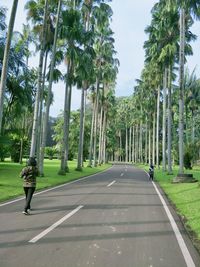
[
  {"left": 107, "top": 180, "right": 116, "bottom": 187},
  {"left": 29, "top": 205, "right": 83, "bottom": 243},
  {"left": 152, "top": 181, "right": 195, "bottom": 267}
]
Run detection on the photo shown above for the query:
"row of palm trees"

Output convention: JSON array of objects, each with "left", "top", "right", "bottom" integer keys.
[
  {"left": 110, "top": 0, "right": 200, "bottom": 174},
  {"left": 0, "top": 0, "right": 118, "bottom": 174}
]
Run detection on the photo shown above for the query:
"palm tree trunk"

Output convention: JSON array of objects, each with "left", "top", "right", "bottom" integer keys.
[
  {"left": 156, "top": 86, "right": 160, "bottom": 168},
  {"left": 0, "top": 0, "right": 18, "bottom": 133},
  {"left": 179, "top": 7, "right": 185, "bottom": 174},
  {"left": 132, "top": 125, "right": 135, "bottom": 163},
  {"left": 139, "top": 121, "right": 143, "bottom": 163},
  {"left": 58, "top": 63, "right": 70, "bottom": 175},
  {"left": 128, "top": 127, "right": 131, "bottom": 162},
  {"left": 30, "top": 0, "right": 48, "bottom": 158},
  {"left": 148, "top": 125, "right": 151, "bottom": 164},
  {"left": 88, "top": 100, "right": 95, "bottom": 167},
  {"left": 19, "top": 112, "right": 26, "bottom": 164},
  {"left": 119, "top": 130, "right": 122, "bottom": 162},
  {"left": 125, "top": 126, "right": 128, "bottom": 162},
  {"left": 152, "top": 111, "right": 156, "bottom": 165},
  {"left": 145, "top": 118, "right": 148, "bottom": 164},
  {"left": 93, "top": 78, "right": 99, "bottom": 167},
  {"left": 64, "top": 83, "right": 72, "bottom": 171},
  {"left": 102, "top": 109, "right": 107, "bottom": 164},
  {"left": 136, "top": 124, "right": 139, "bottom": 162},
  {"left": 98, "top": 105, "right": 103, "bottom": 165},
  {"left": 39, "top": 0, "right": 62, "bottom": 175},
  {"left": 37, "top": 49, "right": 48, "bottom": 168},
  {"left": 167, "top": 66, "right": 172, "bottom": 174},
  {"left": 77, "top": 87, "right": 86, "bottom": 170},
  {"left": 162, "top": 68, "right": 167, "bottom": 171},
  {"left": 191, "top": 111, "right": 195, "bottom": 143}
]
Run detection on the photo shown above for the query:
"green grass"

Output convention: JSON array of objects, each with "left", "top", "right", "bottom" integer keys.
[
  {"left": 0, "top": 159, "right": 111, "bottom": 202},
  {"left": 138, "top": 164, "right": 200, "bottom": 249}
]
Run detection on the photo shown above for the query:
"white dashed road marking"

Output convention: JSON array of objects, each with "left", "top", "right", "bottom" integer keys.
[
  {"left": 29, "top": 205, "right": 83, "bottom": 243},
  {"left": 107, "top": 180, "right": 116, "bottom": 187}
]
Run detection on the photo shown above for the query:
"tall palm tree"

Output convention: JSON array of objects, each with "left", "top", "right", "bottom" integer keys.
[
  {"left": 58, "top": 5, "right": 84, "bottom": 174},
  {"left": 0, "top": 0, "right": 18, "bottom": 134},
  {"left": 91, "top": 2, "right": 114, "bottom": 167},
  {"left": 76, "top": 0, "right": 95, "bottom": 171},
  {"left": 39, "top": 0, "right": 62, "bottom": 176},
  {"left": 177, "top": 0, "right": 200, "bottom": 173},
  {"left": 28, "top": 0, "right": 49, "bottom": 158}
]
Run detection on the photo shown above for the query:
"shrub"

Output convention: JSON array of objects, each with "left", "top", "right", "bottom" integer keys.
[{"left": 45, "top": 146, "right": 58, "bottom": 160}]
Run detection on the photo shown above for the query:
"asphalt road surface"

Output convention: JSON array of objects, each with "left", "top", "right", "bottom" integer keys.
[{"left": 0, "top": 164, "right": 200, "bottom": 267}]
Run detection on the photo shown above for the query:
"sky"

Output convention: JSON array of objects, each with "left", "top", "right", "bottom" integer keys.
[{"left": 1, "top": 0, "right": 200, "bottom": 117}]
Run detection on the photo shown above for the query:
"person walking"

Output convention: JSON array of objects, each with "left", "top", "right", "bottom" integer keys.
[
  {"left": 149, "top": 163, "right": 154, "bottom": 181},
  {"left": 20, "top": 157, "right": 38, "bottom": 215}
]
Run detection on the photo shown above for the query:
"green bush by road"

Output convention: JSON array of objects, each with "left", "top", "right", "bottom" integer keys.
[{"left": 0, "top": 159, "right": 111, "bottom": 202}]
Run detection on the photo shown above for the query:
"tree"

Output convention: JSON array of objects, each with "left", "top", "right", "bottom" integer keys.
[
  {"left": 177, "top": 0, "right": 200, "bottom": 174},
  {"left": 39, "top": 0, "right": 62, "bottom": 176},
  {"left": 29, "top": 0, "right": 49, "bottom": 158},
  {"left": 0, "top": 0, "right": 18, "bottom": 134},
  {"left": 58, "top": 4, "right": 84, "bottom": 174}
]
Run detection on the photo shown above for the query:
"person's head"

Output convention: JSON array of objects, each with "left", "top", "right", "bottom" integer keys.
[{"left": 27, "top": 157, "right": 37, "bottom": 167}]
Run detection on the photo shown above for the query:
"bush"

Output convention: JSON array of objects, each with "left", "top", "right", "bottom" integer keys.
[{"left": 45, "top": 146, "right": 58, "bottom": 160}]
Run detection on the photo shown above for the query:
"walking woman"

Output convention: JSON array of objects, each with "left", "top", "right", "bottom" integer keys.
[{"left": 20, "top": 157, "right": 38, "bottom": 215}]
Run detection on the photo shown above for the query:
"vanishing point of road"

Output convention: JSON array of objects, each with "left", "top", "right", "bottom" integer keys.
[{"left": 0, "top": 164, "right": 200, "bottom": 267}]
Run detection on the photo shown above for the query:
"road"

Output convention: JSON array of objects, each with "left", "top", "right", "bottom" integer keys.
[{"left": 0, "top": 164, "right": 200, "bottom": 267}]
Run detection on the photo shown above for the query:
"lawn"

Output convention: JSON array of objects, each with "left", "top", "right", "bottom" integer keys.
[
  {"left": 138, "top": 164, "right": 200, "bottom": 250},
  {"left": 0, "top": 159, "right": 111, "bottom": 202}
]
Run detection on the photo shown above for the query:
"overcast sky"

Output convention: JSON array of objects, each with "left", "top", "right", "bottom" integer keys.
[{"left": 1, "top": 0, "right": 200, "bottom": 117}]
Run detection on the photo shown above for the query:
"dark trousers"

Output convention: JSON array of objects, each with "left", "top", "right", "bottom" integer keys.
[
  {"left": 149, "top": 172, "right": 154, "bottom": 180},
  {"left": 24, "top": 187, "right": 35, "bottom": 211}
]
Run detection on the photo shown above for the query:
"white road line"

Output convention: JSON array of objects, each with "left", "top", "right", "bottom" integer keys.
[
  {"left": 0, "top": 196, "right": 25, "bottom": 207},
  {"left": 107, "top": 180, "right": 116, "bottom": 187},
  {"left": 120, "top": 173, "right": 124, "bottom": 176},
  {"left": 0, "top": 167, "right": 113, "bottom": 207},
  {"left": 29, "top": 205, "right": 83, "bottom": 243},
  {"left": 152, "top": 182, "right": 195, "bottom": 267}
]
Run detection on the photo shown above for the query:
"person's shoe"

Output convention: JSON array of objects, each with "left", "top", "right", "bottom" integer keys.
[{"left": 22, "top": 210, "right": 30, "bottom": 215}]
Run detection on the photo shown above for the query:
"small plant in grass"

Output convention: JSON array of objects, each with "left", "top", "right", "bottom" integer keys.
[{"left": 45, "top": 146, "right": 58, "bottom": 160}]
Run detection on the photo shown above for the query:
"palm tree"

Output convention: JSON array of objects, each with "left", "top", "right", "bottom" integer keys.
[
  {"left": 28, "top": 0, "right": 49, "bottom": 159},
  {"left": 177, "top": 0, "right": 200, "bottom": 173},
  {"left": 58, "top": 5, "right": 84, "bottom": 174},
  {"left": 39, "top": 0, "right": 62, "bottom": 176},
  {"left": 0, "top": 0, "right": 18, "bottom": 134},
  {"left": 91, "top": 2, "right": 114, "bottom": 167},
  {"left": 76, "top": 0, "right": 95, "bottom": 171}
]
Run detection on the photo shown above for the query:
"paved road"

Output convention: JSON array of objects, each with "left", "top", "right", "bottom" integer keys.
[{"left": 0, "top": 165, "right": 200, "bottom": 267}]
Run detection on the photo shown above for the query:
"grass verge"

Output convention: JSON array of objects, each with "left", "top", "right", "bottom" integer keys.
[
  {"left": 137, "top": 164, "right": 200, "bottom": 252},
  {"left": 0, "top": 159, "right": 111, "bottom": 203}
]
